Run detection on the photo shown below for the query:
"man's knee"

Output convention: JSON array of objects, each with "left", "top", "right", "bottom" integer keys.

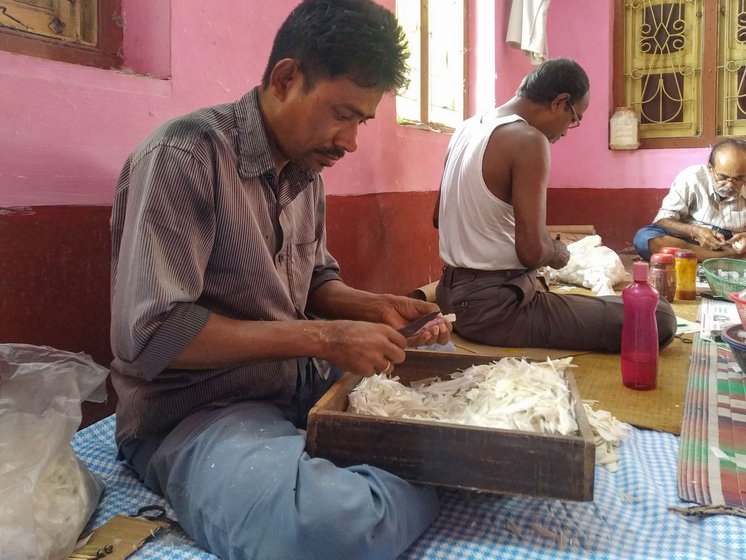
[
  {"left": 152, "top": 415, "right": 440, "bottom": 560},
  {"left": 633, "top": 225, "right": 662, "bottom": 261},
  {"left": 655, "top": 298, "right": 678, "bottom": 348}
]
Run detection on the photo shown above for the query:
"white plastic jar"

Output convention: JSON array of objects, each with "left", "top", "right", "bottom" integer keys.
[{"left": 609, "top": 107, "right": 640, "bottom": 150}]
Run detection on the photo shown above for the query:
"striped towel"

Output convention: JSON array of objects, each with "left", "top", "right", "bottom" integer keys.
[{"left": 677, "top": 335, "right": 746, "bottom": 516}]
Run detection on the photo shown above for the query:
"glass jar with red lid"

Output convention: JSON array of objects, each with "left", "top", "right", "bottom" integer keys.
[{"left": 649, "top": 252, "right": 676, "bottom": 303}]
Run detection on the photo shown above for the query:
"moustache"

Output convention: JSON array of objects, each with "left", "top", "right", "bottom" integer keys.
[
  {"left": 716, "top": 186, "right": 737, "bottom": 198},
  {"left": 317, "top": 147, "right": 346, "bottom": 160}
]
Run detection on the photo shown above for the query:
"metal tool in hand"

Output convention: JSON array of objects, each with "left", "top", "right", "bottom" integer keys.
[{"left": 397, "top": 311, "right": 442, "bottom": 337}]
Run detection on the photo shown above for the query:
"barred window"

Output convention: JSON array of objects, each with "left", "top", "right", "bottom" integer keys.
[
  {"left": 615, "top": 0, "right": 746, "bottom": 148},
  {"left": 0, "top": 0, "right": 122, "bottom": 69}
]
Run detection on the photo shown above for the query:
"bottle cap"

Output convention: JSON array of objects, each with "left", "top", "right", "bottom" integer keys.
[
  {"left": 674, "top": 249, "right": 696, "bottom": 259},
  {"left": 650, "top": 252, "right": 675, "bottom": 264},
  {"left": 632, "top": 261, "right": 649, "bottom": 282},
  {"left": 659, "top": 247, "right": 679, "bottom": 255}
]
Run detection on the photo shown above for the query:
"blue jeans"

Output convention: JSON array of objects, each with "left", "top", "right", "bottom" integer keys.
[
  {"left": 119, "top": 360, "right": 440, "bottom": 560},
  {"left": 633, "top": 224, "right": 733, "bottom": 260}
]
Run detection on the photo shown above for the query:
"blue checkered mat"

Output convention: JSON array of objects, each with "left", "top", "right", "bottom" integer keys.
[{"left": 73, "top": 416, "right": 746, "bottom": 560}]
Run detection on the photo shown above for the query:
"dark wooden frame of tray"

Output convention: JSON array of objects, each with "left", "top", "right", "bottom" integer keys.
[{"left": 306, "top": 350, "right": 596, "bottom": 501}]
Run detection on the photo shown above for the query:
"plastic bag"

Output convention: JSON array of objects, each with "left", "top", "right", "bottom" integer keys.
[
  {"left": 0, "top": 344, "right": 109, "bottom": 560},
  {"left": 545, "top": 235, "right": 630, "bottom": 296}
]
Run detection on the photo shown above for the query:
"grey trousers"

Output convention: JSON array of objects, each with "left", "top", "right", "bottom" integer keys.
[
  {"left": 119, "top": 360, "right": 439, "bottom": 560},
  {"left": 436, "top": 266, "right": 677, "bottom": 352}
]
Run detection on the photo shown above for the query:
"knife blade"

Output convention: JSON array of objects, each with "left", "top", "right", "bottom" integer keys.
[{"left": 397, "top": 311, "right": 442, "bottom": 337}]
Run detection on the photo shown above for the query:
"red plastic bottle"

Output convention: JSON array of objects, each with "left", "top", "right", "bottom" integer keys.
[{"left": 621, "top": 261, "right": 659, "bottom": 390}]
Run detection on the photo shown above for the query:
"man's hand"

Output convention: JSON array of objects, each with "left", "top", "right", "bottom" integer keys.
[
  {"left": 317, "top": 298, "right": 453, "bottom": 376},
  {"left": 380, "top": 296, "right": 452, "bottom": 348},
  {"left": 691, "top": 224, "right": 727, "bottom": 250},
  {"left": 384, "top": 296, "right": 453, "bottom": 346},
  {"left": 547, "top": 238, "right": 570, "bottom": 269},
  {"left": 318, "top": 320, "right": 407, "bottom": 376},
  {"left": 307, "top": 283, "right": 452, "bottom": 376},
  {"left": 726, "top": 232, "right": 746, "bottom": 254}
]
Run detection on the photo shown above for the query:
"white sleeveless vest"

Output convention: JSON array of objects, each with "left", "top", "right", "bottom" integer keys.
[{"left": 438, "top": 112, "right": 526, "bottom": 270}]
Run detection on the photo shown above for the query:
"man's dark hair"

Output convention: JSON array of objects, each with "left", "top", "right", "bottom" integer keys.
[
  {"left": 261, "top": 0, "right": 410, "bottom": 92},
  {"left": 517, "top": 58, "right": 589, "bottom": 105},
  {"left": 708, "top": 139, "right": 746, "bottom": 166}
]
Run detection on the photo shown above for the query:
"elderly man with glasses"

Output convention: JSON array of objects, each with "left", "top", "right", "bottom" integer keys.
[{"left": 634, "top": 139, "right": 746, "bottom": 261}]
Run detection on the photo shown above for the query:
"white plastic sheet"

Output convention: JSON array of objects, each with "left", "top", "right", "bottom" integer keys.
[
  {"left": 0, "top": 344, "right": 108, "bottom": 560},
  {"left": 546, "top": 235, "right": 629, "bottom": 296}
]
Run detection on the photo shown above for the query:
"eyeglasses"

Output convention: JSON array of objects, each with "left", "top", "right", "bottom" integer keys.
[
  {"left": 710, "top": 167, "right": 746, "bottom": 187},
  {"left": 566, "top": 99, "right": 580, "bottom": 129}
]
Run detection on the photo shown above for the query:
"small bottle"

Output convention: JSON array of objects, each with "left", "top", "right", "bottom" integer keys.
[
  {"left": 674, "top": 249, "right": 697, "bottom": 300},
  {"left": 621, "top": 261, "right": 659, "bottom": 390},
  {"left": 648, "top": 252, "right": 676, "bottom": 303}
]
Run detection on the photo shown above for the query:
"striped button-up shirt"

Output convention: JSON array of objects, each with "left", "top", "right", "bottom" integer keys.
[
  {"left": 654, "top": 164, "right": 746, "bottom": 233},
  {"left": 110, "top": 87, "right": 341, "bottom": 443}
]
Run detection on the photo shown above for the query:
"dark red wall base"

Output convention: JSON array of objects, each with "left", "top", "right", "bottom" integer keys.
[
  {"left": 0, "top": 205, "right": 113, "bottom": 428},
  {"left": 0, "top": 206, "right": 113, "bottom": 363},
  {"left": 326, "top": 191, "right": 443, "bottom": 294},
  {"left": 546, "top": 187, "right": 667, "bottom": 254},
  {"left": 0, "top": 188, "right": 666, "bottom": 426},
  {"left": 326, "top": 188, "right": 669, "bottom": 293}
]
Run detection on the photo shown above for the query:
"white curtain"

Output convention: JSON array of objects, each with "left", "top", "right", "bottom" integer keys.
[{"left": 506, "top": 0, "right": 552, "bottom": 65}]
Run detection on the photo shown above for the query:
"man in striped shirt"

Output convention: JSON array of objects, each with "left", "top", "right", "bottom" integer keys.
[
  {"left": 109, "top": 2, "right": 450, "bottom": 559},
  {"left": 634, "top": 139, "right": 746, "bottom": 261}
]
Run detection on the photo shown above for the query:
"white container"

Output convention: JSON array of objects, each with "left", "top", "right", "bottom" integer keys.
[{"left": 609, "top": 107, "right": 640, "bottom": 150}]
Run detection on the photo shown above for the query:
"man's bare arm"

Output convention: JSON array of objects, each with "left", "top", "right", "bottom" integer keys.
[
  {"left": 169, "top": 314, "right": 327, "bottom": 370},
  {"left": 655, "top": 217, "right": 726, "bottom": 250},
  {"left": 487, "top": 125, "right": 567, "bottom": 269}
]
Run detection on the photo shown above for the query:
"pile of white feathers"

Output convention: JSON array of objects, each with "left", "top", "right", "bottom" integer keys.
[{"left": 349, "top": 356, "right": 628, "bottom": 471}]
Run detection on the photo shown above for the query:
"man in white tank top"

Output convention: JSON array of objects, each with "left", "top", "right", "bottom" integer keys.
[{"left": 434, "top": 58, "right": 676, "bottom": 352}]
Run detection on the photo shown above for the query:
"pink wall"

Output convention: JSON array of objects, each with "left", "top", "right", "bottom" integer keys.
[
  {"left": 0, "top": 0, "right": 707, "bottom": 208},
  {"left": 542, "top": 0, "right": 707, "bottom": 190},
  {"left": 0, "top": 0, "right": 289, "bottom": 206},
  {"left": 0, "top": 0, "right": 450, "bottom": 207}
]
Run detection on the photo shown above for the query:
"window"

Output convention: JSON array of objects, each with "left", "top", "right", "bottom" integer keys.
[
  {"left": 0, "top": 0, "right": 122, "bottom": 69},
  {"left": 615, "top": 0, "right": 746, "bottom": 148},
  {"left": 396, "top": 0, "right": 468, "bottom": 131}
]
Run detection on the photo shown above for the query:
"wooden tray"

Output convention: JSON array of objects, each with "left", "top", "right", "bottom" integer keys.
[{"left": 306, "top": 350, "right": 596, "bottom": 501}]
